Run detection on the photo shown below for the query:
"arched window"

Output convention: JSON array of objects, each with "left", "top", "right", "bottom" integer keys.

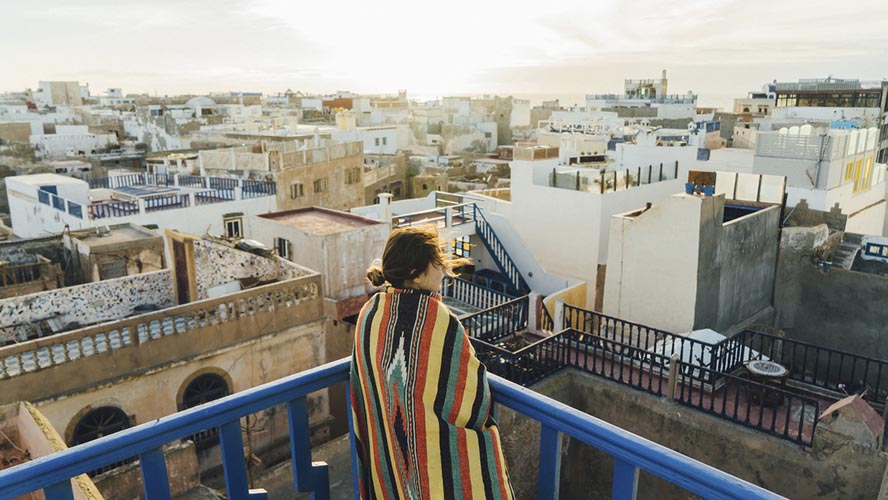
[
  {"left": 181, "top": 373, "right": 230, "bottom": 448},
  {"left": 71, "top": 406, "right": 133, "bottom": 476}
]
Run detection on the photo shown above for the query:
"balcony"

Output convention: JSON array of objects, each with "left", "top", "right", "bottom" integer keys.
[
  {"left": 36, "top": 173, "right": 277, "bottom": 223},
  {"left": 0, "top": 357, "right": 783, "bottom": 500}
]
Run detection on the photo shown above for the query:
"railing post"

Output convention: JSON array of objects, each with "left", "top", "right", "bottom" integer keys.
[
  {"left": 554, "top": 300, "right": 565, "bottom": 331},
  {"left": 44, "top": 481, "right": 74, "bottom": 500},
  {"left": 537, "top": 425, "right": 562, "bottom": 500},
  {"left": 137, "top": 198, "right": 146, "bottom": 215},
  {"left": 611, "top": 458, "right": 639, "bottom": 500},
  {"left": 667, "top": 354, "right": 680, "bottom": 402},
  {"left": 219, "top": 420, "right": 267, "bottom": 499},
  {"left": 445, "top": 207, "right": 452, "bottom": 228},
  {"left": 287, "top": 397, "right": 331, "bottom": 500},
  {"left": 139, "top": 448, "right": 172, "bottom": 500}
]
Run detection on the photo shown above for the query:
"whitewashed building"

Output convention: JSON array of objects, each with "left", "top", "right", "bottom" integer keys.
[{"left": 6, "top": 173, "right": 277, "bottom": 239}]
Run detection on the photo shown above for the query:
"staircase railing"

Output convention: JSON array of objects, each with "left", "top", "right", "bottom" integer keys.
[{"left": 473, "top": 207, "right": 530, "bottom": 294}]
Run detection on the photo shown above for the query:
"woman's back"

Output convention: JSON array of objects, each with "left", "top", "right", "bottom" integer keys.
[{"left": 350, "top": 287, "right": 513, "bottom": 500}]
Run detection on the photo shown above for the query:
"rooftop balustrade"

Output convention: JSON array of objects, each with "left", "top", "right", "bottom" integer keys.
[{"left": 0, "top": 274, "right": 322, "bottom": 404}]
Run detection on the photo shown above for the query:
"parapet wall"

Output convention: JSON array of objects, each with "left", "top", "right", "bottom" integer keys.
[{"left": 0, "top": 270, "right": 175, "bottom": 342}]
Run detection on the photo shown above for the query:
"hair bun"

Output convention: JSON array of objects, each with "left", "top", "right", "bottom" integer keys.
[{"left": 366, "top": 265, "right": 386, "bottom": 287}]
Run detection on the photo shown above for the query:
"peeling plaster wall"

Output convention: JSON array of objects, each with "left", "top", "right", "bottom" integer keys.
[
  {"left": 192, "top": 239, "right": 309, "bottom": 300},
  {"left": 0, "top": 270, "right": 174, "bottom": 342}
]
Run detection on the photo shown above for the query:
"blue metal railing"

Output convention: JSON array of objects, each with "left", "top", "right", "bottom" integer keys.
[
  {"left": 90, "top": 200, "right": 139, "bottom": 219},
  {"left": 209, "top": 177, "right": 238, "bottom": 190},
  {"left": 0, "top": 358, "right": 784, "bottom": 500},
  {"left": 195, "top": 189, "right": 236, "bottom": 205},
  {"left": 178, "top": 175, "right": 205, "bottom": 188},
  {"left": 144, "top": 194, "right": 189, "bottom": 212},
  {"left": 242, "top": 179, "right": 276, "bottom": 198},
  {"left": 473, "top": 207, "right": 530, "bottom": 295},
  {"left": 110, "top": 174, "right": 146, "bottom": 189},
  {"left": 87, "top": 177, "right": 110, "bottom": 189}
]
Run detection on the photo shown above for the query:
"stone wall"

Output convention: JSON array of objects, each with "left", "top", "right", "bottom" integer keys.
[
  {"left": 0, "top": 270, "right": 174, "bottom": 342},
  {"left": 791, "top": 263, "right": 888, "bottom": 361},
  {"left": 695, "top": 204, "right": 780, "bottom": 332},
  {"left": 191, "top": 239, "right": 309, "bottom": 300},
  {"left": 496, "top": 370, "right": 887, "bottom": 499}
]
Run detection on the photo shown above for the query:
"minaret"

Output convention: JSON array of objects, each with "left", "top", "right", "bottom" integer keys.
[{"left": 661, "top": 69, "right": 668, "bottom": 98}]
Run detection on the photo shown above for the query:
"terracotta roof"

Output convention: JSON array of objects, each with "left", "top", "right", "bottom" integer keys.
[{"left": 819, "top": 395, "right": 885, "bottom": 438}]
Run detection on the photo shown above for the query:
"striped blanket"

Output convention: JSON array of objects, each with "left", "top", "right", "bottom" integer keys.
[{"left": 350, "top": 287, "right": 514, "bottom": 499}]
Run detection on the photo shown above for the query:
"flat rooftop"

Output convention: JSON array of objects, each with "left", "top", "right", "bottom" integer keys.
[
  {"left": 259, "top": 207, "right": 380, "bottom": 235},
  {"left": 70, "top": 224, "right": 160, "bottom": 248}
]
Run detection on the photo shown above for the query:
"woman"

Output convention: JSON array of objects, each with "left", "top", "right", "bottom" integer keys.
[{"left": 350, "top": 226, "right": 514, "bottom": 500}]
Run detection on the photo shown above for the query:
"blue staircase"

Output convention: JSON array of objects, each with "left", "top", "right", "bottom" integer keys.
[{"left": 473, "top": 207, "right": 530, "bottom": 295}]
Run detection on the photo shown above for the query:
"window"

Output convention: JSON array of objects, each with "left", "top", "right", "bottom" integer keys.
[
  {"left": 345, "top": 167, "right": 361, "bottom": 185},
  {"left": 313, "top": 177, "right": 328, "bottom": 193},
  {"left": 452, "top": 236, "right": 471, "bottom": 258},
  {"left": 374, "top": 138, "right": 380, "bottom": 146},
  {"left": 845, "top": 161, "right": 854, "bottom": 181},
  {"left": 382, "top": 137, "right": 387, "bottom": 146},
  {"left": 180, "top": 373, "right": 229, "bottom": 448},
  {"left": 72, "top": 406, "right": 134, "bottom": 475},
  {"left": 224, "top": 216, "right": 243, "bottom": 238},
  {"left": 863, "top": 157, "right": 874, "bottom": 190},
  {"left": 853, "top": 159, "right": 863, "bottom": 193},
  {"left": 290, "top": 183, "right": 304, "bottom": 199},
  {"left": 274, "top": 237, "right": 292, "bottom": 260}
]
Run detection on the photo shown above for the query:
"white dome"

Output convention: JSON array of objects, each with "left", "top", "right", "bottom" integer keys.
[{"left": 185, "top": 96, "right": 216, "bottom": 108}]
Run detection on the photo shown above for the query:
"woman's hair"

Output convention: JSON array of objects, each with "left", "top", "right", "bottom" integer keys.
[{"left": 367, "top": 226, "right": 471, "bottom": 288}]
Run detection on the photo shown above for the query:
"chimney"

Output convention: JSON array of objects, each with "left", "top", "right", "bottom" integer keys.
[{"left": 377, "top": 193, "right": 393, "bottom": 223}]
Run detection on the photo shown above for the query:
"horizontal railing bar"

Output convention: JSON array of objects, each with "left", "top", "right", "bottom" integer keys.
[{"left": 0, "top": 359, "right": 350, "bottom": 498}]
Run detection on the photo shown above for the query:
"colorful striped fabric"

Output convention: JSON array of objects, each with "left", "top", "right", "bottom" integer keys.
[{"left": 350, "top": 287, "right": 514, "bottom": 500}]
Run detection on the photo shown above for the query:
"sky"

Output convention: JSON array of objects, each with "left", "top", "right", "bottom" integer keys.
[{"left": 1, "top": 0, "right": 887, "bottom": 109}]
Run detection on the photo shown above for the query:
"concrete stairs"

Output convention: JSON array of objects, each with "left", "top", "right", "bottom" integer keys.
[{"left": 833, "top": 234, "right": 862, "bottom": 270}]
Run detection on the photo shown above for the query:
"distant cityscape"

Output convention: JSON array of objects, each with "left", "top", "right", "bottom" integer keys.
[{"left": 0, "top": 69, "right": 887, "bottom": 499}]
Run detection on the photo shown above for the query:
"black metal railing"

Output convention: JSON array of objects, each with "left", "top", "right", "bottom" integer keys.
[
  {"left": 563, "top": 305, "right": 745, "bottom": 384},
  {"left": 675, "top": 362, "right": 820, "bottom": 446},
  {"left": 461, "top": 295, "right": 528, "bottom": 344},
  {"left": 723, "top": 329, "right": 888, "bottom": 408},
  {"left": 474, "top": 328, "right": 820, "bottom": 446}
]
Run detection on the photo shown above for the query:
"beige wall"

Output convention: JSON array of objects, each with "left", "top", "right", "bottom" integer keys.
[
  {"left": 603, "top": 194, "right": 702, "bottom": 333},
  {"left": 275, "top": 154, "right": 365, "bottom": 212},
  {"left": 1, "top": 402, "right": 102, "bottom": 500},
  {"left": 0, "top": 122, "right": 31, "bottom": 143}
]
